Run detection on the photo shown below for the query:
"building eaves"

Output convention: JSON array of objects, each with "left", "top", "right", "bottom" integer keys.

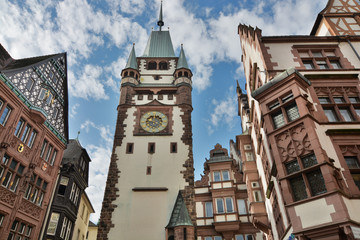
[{"left": 251, "top": 68, "right": 311, "bottom": 99}]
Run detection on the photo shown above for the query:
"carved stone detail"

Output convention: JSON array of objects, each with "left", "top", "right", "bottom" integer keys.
[
  {"left": 0, "top": 187, "right": 16, "bottom": 206},
  {"left": 19, "top": 199, "right": 42, "bottom": 219},
  {"left": 195, "top": 171, "right": 209, "bottom": 187},
  {"left": 275, "top": 123, "right": 312, "bottom": 161}
]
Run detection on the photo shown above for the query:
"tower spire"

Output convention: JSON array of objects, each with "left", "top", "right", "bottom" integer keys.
[{"left": 157, "top": 0, "right": 164, "bottom": 31}]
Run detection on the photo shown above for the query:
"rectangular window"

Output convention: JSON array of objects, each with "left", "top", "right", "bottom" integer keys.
[
  {"left": 307, "top": 169, "right": 327, "bottom": 196},
  {"left": 58, "top": 176, "right": 69, "bottom": 195},
  {"left": 14, "top": 119, "right": 24, "bottom": 137},
  {"left": 205, "top": 202, "right": 213, "bottom": 217},
  {"left": 50, "top": 150, "right": 58, "bottom": 165},
  {"left": 246, "top": 235, "right": 254, "bottom": 240},
  {"left": 253, "top": 190, "right": 262, "bottom": 202},
  {"left": 40, "top": 140, "right": 48, "bottom": 158},
  {"left": 60, "top": 217, "right": 68, "bottom": 238},
  {"left": 65, "top": 220, "right": 72, "bottom": 240},
  {"left": 214, "top": 237, "right": 222, "bottom": 240},
  {"left": 0, "top": 105, "right": 11, "bottom": 126},
  {"left": 303, "top": 60, "right": 315, "bottom": 69},
  {"left": 318, "top": 97, "right": 330, "bottom": 104},
  {"left": 27, "top": 129, "right": 37, "bottom": 148},
  {"left": 339, "top": 108, "right": 354, "bottom": 122},
  {"left": 74, "top": 186, "right": 80, "bottom": 205},
  {"left": 245, "top": 152, "right": 254, "bottom": 161},
  {"left": 170, "top": 142, "right": 177, "bottom": 153},
  {"left": 146, "top": 166, "right": 152, "bottom": 175},
  {"left": 26, "top": 78, "right": 35, "bottom": 90},
  {"left": 285, "top": 104, "right": 300, "bottom": 122},
  {"left": 272, "top": 111, "right": 285, "bottom": 129},
  {"left": 349, "top": 97, "right": 360, "bottom": 103},
  {"left": 148, "top": 142, "right": 155, "bottom": 154},
  {"left": 330, "top": 60, "right": 341, "bottom": 69},
  {"left": 216, "top": 198, "right": 224, "bottom": 213},
  {"left": 126, "top": 143, "right": 134, "bottom": 154},
  {"left": 69, "top": 183, "right": 76, "bottom": 201},
  {"left": 237, "top": 199, "right": 247, "bottom": 215},
  {"left": 47, "top": 212, "right": 60, "bottom": 235},
  {"left": 213, "top": 171, "right": 221, "bottom": 182},
  {"left": 285, "top": 160, "right": 300, "bottom": 174},
  {"left": 345, "top": 156, "right": 360, "bottom": 169},
  {"left": 45, "top": 144, "right": 53, "bottom": 162},
  {"left": 225, "top": 197, "right": 234, "bottom": 212},
  {"left": 301, "top": 154, "right": 318, "bottom": 168},
  {"left": 205, "top": 237, "right": 212, "bottom": 240},
  {"left": 20, "top": 124, "right": 31, "bottom": 143},
  {"left": 290, "top": 176, "right": 308, "bottom": 201},
  {"left": 222, "top": 170, "right": 230, "bottom": 181},
  {"left": 324, "top": 108, "right": 339, "bottom": 122}
]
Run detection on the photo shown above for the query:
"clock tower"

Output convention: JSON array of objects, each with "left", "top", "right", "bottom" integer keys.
[{"left": 98, "top": 3, "right": 195, "bottom": 240}]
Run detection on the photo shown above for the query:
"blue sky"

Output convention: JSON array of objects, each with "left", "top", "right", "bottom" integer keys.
[{"left": 1, "top": 0, "right": 327, "bottom": 223}]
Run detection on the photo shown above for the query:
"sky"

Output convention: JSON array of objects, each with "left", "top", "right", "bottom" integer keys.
[{"left": 0, "top": 0, "right": 328, "bottom": 223}]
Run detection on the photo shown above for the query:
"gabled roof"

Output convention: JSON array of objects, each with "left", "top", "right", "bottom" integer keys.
[
  {"left": 63, "top": 139, "right": 91, "bottom": 163},
  {"left": 176, "top": 45, "right": 189, "bottom": 70},
  {"left": 166, "top": 191, "right": 193, "bottom": 228},
  {"left": 124, "top": 44, "right": 138, "bottom": 70},
  {"left": 0, "top": 44, "right": 60, "bottom": 71},
  {"left": 142, "top": 31, "right": 175, "bottom": 58}
]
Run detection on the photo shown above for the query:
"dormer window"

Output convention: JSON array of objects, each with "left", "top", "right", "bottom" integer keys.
[
  {"left": 213, "top": 170, "right": 230, "bottom": 182},
  {"left": 159, "top": 61, "right": 168, "bottom": 70},
  {"left": 148, "top": 62, "right": 157, "bottom": 70}
]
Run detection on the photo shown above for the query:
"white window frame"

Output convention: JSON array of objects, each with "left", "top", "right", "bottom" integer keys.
[
  {"left": 47, "top": 212, "right": 60, "bottom": 235},
  {"left": 253, "top": 190, "right": 263, "bottom": 202},
  {"left": 216, "top": 198, "right": 224, "bottom": 214},
  {"left": 237, "top": 199, "right": 247, "bottom": 215},
  {"left": 225, "top": 197, "right": 234, "bottom": 213}
]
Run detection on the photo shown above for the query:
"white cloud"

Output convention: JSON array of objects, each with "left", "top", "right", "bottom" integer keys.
[
  {"left": 80, "top": 120, "right": 113, "bottom": 222},
  {"left": 208, "top": 86, "right": 238, "bottom": 132},
  {"left": 70, "top": 103, "right": 80, "bottom": 119},
  {"left": 69, "top": 65, "right": 108, "bottom": 100}
]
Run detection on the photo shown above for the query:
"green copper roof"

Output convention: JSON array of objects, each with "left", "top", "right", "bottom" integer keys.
[
  {"left": 125, "top": 44, "right": 138, "bottom": 69},
  {"left": 166, "top": 191, "right": 193, "bottom": 228},
  {"left": 142, "top": 31, "right": 175, "bottom": 58},
  {"left": 176, "top": 45, "right": 189, "bottom": 69}
]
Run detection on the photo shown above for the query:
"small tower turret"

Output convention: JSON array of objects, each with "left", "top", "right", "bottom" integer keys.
[
  {"left": 121, "top": 43, "right": 140, "bottom": 86},
  {"left": 174, "top": 44, "right": 192, "bottom": 86}
]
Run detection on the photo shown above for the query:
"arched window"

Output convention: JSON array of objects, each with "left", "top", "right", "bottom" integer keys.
[
  {"left": 124, "top": 72, "right": 128, "bottom": 77},
  {"left": 159, "top": 61, "right": 168, "bottom": 70},
  {"left": 184, "top": 72, "right": 188, "bottom": 77},
  {"left": 130, "top": 72, "right": 134, "bottom": 77},
  {"left": 178, "top": 72, "right": 183, "bottom": 77},
  {"left": 148, "top": 62, "right": 157, "bottom": 70}
]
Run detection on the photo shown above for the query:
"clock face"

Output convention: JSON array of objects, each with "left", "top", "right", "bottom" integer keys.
[{"left": 140, "top": 111, "right": 168, "bottom": 133}]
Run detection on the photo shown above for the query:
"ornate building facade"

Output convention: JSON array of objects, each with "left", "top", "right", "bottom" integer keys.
[
  {"left": 236, "top": 0, "right": 360, "bottom": 239},
  {"left": 195, "top": 144, "right": 263, "bottom": 240},
  {"left": 0, "top": 44, "right": 68, "bottom": 239},
  {"left": 43, "top": 139, "right": 92, "bottom": 240},
  {"left": 98, "top": 3, "right": 195, "bottom": 240}
]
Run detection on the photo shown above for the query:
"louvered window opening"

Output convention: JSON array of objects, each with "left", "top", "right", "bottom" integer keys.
[{"left": 268, "top": 92, "right": 300, "bottom": 129}]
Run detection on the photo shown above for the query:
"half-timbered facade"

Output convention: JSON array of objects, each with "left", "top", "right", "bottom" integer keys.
[{"left": 0, "top": 44, "right": 68, "bottom": 240}]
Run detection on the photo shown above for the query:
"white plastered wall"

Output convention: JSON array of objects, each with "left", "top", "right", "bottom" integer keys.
[{"left": 107, "top": 97, "right": 190, "bottom": 239}]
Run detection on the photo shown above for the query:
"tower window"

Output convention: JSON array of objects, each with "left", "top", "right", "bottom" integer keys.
[
  {"left": 146, "top": 166, "right": 152, "bottom": 175},
  {"left": 178, "top": 72, "right": 183, "bottom": 77},
  {"left": 158, "top": 95, "right": 163, "bottom": 100},
  {"left": 124, "top": 72, "right": 128, "bottom": 77},
  {"left": 170, "top": 142, "right": 177, "bottom": 153},
  {"left": 168, "top": 94, "right": 173, "bottom": 100},
  {"left": 159, "top": 62, "right": 168, "bottom": 70},
  {"left": 126, "top": 143, "right": 134, "bottom": 154},
  {"left": 138, "top": 95, "right": 143, "bottom": 100},
  {"left": 148, "top": 62, "right": 157, "bottom": 70},
  {"left": 130, "top": 72, "right": 134, "bottom": 77},
  {"left": 184, "top": 72, "right": 188, "bottom": 77},
  {"left": 148, "top": 95, "right": 153, "bottom": 100},
  {"left": 148, "top": 143, "right": 155, "bottom": 154}
]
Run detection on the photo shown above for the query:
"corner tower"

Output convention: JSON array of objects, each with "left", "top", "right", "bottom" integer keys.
[{"left": 98, "top": 3, "right": 195, "bottom": 240}]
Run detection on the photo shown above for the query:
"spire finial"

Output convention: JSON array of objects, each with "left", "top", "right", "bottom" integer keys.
[
  {"left": 76, "top": 131, "right": 80, "bottom": 141},
  {"left": 157, "top": 0, "right": 164, "bottom": 31}
]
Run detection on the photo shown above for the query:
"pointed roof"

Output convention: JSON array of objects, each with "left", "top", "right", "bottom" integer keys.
[
  {"left": 125, "top": 44, "right": 138, "bottom": 70},
  {"left": 166, "top": 191, "right": 193, "bottom": 228},
  {"left": 142, "top": 30, "right": 175, "bottom": 57},
  {"left": 176, "top": 44, "right": 189, "bottom": 69}
]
